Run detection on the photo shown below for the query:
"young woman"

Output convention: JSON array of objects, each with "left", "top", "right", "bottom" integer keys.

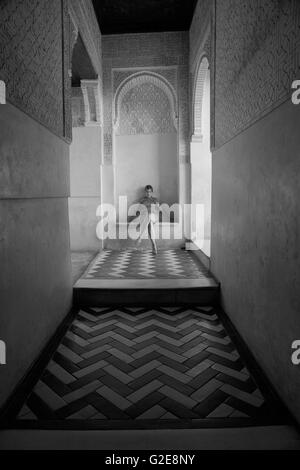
[{"left": 136, "top": 185, "right": 160, "bottom": 254}]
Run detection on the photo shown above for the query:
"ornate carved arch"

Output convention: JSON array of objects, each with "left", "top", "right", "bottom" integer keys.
[
  {"left": 192, "top": 56, "right": 210, "bottom": 142},
  {"left": 113, "top": 71, "right": 178, "bottom": 132}
]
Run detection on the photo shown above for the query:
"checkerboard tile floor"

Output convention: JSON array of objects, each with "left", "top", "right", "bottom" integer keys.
[
  {"left": 81, "top": 249, "right": 212, "bottom": 280},
  {"left": 16, "top": 306, "right": 279, "bottom": 425}
]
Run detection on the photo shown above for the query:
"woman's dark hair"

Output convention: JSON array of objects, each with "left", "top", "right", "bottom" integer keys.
[{"left": 145, "top": 185, "right": 153, "bottom": 192}]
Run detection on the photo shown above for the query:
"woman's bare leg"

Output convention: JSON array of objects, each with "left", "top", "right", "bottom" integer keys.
[
  {"left": 148, "top": 222, "right": 157, "bottom": 254},
  {"left": 136, "top": 211, "right": 150, "bottom": 247}
]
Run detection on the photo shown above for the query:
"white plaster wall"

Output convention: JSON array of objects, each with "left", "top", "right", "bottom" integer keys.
[
  {"left": 115, "top": 133, "right": 178, "bottom": 209},
  {"left": 101, "top": 164, "right": 115, "bottom": 205},
  {"left": 102, "top": 32, "right": 190, "bottom": 217},
  {"left": 191, "top": 141, "right": 211, "bottom": 240},
  {"left": 189, "top": 0, "right": 300, "bottom": 424},
  {"left": 70, "top": 127, "right": 102, "bottom": 197},
  {"left": 0, "top": 103, "right": 72, "bottom": 409},
  {"left": 69, "top": 126, "right": 102, "bottom": 251},
  {"left": 211, "top": 100, "right": 300, "bottom": 423},
  {"left": 191, "top": 71, "right": 212, "bottom": 241},
  {"left": 69, "top": 197, "right": 102, "bottom": 251}
]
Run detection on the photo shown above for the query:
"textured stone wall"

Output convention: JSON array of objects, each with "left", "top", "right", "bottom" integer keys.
[
  {"left": 118, "top": 82, "right": 176, "bottom": 135},
  {"left": 0, "top": 0, "right": 70, "bottom": 140},
  {"left": 189, "top": 0, "right": 300, "bottom": 148},
  {"left": 0, "top": 0, "right": 73, "bottom": 411},
  {"left": 0, "top": 0, "right": 102, "bottom": 142},
  {"left": 69, "top": 0, "right": 103, "bottom": 140},
  {"left": 72, "top": 87, "right": 85, "bottom": 127},
  {"left": 211, "top": 0, "right": 300, "bottom": 423},
  {"left": 189, "top": 0, "right": 213, "bottom": 147},
  {"left": 119, "top": 80, "right": 177, "bottom": 137},
  {"left": 102, "top": 32, "right": 189, "bottom": 165},
  {"left": 215, "top": 0, "right": 300, "bottom": 148},
  {"left": 189, "top": 0, "right": 212, "bottom": 70}
]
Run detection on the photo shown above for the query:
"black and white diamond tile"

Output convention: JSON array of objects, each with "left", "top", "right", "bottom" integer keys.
[
  {"left": 16, "top": 306, "right": 278, "bottom": 424},
  {"left": 82, "top": 249, "right": 211, "bottom": 280}
]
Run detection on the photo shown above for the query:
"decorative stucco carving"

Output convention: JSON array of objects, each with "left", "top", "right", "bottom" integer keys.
[
  {"left": 63, "top": 2, "right": 72, "bottom": 141},
  {"left": 215, "top": 0, "right": 300, "bottom": 148},
  {"left": 190, "top": 4, "right": 214, "bottom": 150},
  {"left": 102, "top": 32, "right": 189, "bottom": 164},
  {"left": 68, "top": 0, "right": 103, "bottom": 137},
  {"left": 0, "top": 0, "right": 102, "bottom": 142},
  {"left": 190, "top": 0, "right": 212, "bottom": 71},
  {"left": 72, "top": 87, "right": 85, "bottom": 127},
  {"left": 114, "top": 72, "right": 178, "bottom": 134},
  {"left": 113, "top": 68, "right": 178, "bottom": 96},
  {"left": 0, "top": 80, "right": 5, "bottom": 104},
  {"left": 192, "top": 57, "right": 210, "bottom": 141},
  {"left": 70, "top": 14, "right": 79, "bottom": 58},
  {"left": 116, "top": 82, "right": 176, "bottom": 135},
  {"left": 0, "top": 0, "right": 66, "bottom": 137},
  {"left": 81, "top": 79, "right": 102, "bottom": 126}
]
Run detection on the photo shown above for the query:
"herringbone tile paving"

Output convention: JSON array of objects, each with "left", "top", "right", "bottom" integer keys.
[{"left": 17, "top": 306, "right": 277, "bottom": 424}]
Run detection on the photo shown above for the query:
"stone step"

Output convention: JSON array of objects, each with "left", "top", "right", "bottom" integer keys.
[
  {"left": 74, "top": 281, "right": 220, "bottom": 307},
  {"left": 73, "top": 248, "right": 220, "bottom": 307},
  {"left": 1, "top": 425, "right": 300, "bottom": 450}
]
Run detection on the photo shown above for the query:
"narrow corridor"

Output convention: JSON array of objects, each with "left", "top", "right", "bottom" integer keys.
[{"left": 1, "top": 0, "right": 300, "bottom": 451}]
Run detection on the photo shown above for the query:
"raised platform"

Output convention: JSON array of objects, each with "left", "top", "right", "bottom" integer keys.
[
  {"left": 74, "top": 249, "right": 220, "bottom": 307},
  {"left": 104, "top": 222, "right": 185, "bottom": 251}
]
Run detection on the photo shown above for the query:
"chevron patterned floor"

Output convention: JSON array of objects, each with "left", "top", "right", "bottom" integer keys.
[{"left": 16, "top": 306, "right": 279, "bottom": 426}]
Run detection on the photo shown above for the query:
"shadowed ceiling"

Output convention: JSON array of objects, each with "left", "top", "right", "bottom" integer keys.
[{"left": 92, "top": 0, "right": 198, "bottom": 35}]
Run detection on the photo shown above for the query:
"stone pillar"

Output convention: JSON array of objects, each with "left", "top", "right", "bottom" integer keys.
[{"left": 81, "top": 79, "right": 102, "bottom": 127}]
